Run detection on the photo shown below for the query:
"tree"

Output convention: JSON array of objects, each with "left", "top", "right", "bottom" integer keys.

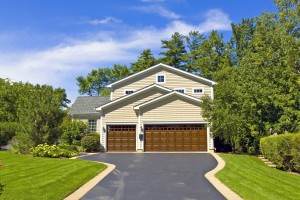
[
  {"left": 10, "top": 83, "right": 69, "bottom": 153},
  {"left": 195, "top": 30, "right": 232, "bottom": 80},
  {"left": 182, "top": 31, "right": 205, "bottom": 73},
  {"left": 131, "top": 49, "right": 157, "bottom": 73},
  {"left": 77, "top": 65, "right": 130, "bottom": 96},
  {"left": 76, "top": 67, "right": 111, "bottom": 96},
  {"left": 160, "top": 32, "right": 186, "bottom": 69}
]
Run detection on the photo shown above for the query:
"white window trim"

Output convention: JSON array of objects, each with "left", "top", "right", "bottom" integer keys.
[
  {"left": 174, "top": 88, "right": 186, "bottom": 93},
  {"left": 124, "top": 89, "right": 136, "bottom": 95},
  {"left": 156, "top": 74, "right": 166, "bottom": 84},
  {"left": 192, "top": 88, "right": 204, "bottom": 94}
]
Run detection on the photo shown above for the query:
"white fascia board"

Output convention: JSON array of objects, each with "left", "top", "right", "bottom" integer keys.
[
  {"left": 133, "top": 91, "right": 201, "bottom": 110},
  {"left": 107, "top": 63, "right": 216, "bottom": 88},
  {"left": 95, "top": 84, "right": 171, "bottom": 111}
]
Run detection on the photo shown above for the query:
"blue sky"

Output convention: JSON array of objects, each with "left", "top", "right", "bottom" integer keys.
[{"left": 0, "top": 0, "right": 278, "bottom": 104}]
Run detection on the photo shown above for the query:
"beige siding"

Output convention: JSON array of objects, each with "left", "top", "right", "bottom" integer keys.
[
  {"left": 112, "top": 66, "right": 212, "bottom": 100},
  {"left": 103, "top": 88, "right": 167, "bottom": 124},
  {"left": 140, "top": 96, "right": 204, "bottom": 122}
]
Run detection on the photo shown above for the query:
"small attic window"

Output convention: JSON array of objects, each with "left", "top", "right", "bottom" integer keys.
[
  {"left": 156, "top": 74, "right": 166, "bottom": 83},
  {"left": 124, "top": 89, "right": 135, "bottom": 95},
  {"left": 193, "top": 88, "right": 204, "bottom": 94}
]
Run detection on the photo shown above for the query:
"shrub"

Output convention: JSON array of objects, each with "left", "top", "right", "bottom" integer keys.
[
  {"left": 81, "top": 135, "right": 100, "bottom": 152},
  {"left": 30, "top": 144, "right": 78, "bottom": 158},
  {"left": 260, "top": 133, "right": 300, "bottom": 172},
  {"left": 60, "top": 116, "right": 88, "bottom": 145},
  {"left": 0, "top": 122, "right": 18, "bottom": 147}
]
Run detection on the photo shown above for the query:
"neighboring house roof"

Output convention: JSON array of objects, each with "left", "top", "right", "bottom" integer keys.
[
  {"left": 106, "top": 63, "right": 217, "bottom": 88},
  {"left": 96, "top": 83, "right": 172, "bottom": 111},
  {"left": 69, "top": 96, "right": 110, "bottom": 115},
  {"left": 133, "top": 91, "right": 202, "bottom": 110}
]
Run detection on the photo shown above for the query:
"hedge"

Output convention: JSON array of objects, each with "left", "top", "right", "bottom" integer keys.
[{"left": 260, "top": 133, "right": 300, "bottom": 172}]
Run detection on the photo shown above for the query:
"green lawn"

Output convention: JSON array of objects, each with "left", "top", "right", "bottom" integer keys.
[
  {"left": 0, "top": 151, "right": 106, "bottom": 200},
  {"left": 216, "top": 154, "right": 300, "bottom": 200}
]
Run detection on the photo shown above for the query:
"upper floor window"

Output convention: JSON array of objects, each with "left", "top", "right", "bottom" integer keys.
[
  {"left": 193, "top": 88, "right": 204, "bottom": 94},
  {"left": 88, "top": 119, "right": 97, "bottom": 132},
  {"left": 175, "top": 88, "right": 185, "bottom": 93},
  {"left": 124, "top": 89, "right": 135, "bottom": 95},
  {"left": 156, "top": 74, "right": 166, "bottom": 83}
]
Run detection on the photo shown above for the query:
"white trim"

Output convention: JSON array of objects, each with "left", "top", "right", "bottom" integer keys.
[
  {"left": 107, "top": 63, "right": 216, "bottom": 88},
  {"left": 100, "top": 111, "right": 103, "bottom": 145},
  {"left": 133, "top": 91, "right": 201, "bottom": 110},
  {"left": 174, "top": 88, "right": 186, "bottom": 93},
  {"left": 143, "top": 121, "right": 209, "bottom": 124},
  {"left": 110, "top": 88, "right": 113, "bottom": 101},
  {"left": 207, "top": 126, "right": 210, "bottom": 152},
  {"left": 192, "top": 87, "right": 204, "bottom": 94},
  {"left": 137, "top": 111, "right": 141, "bottom": 151},
  {"left": 96, "top": 84, "right": 172, "bottom": 111},
  {"left": 156, "top": 74, "right": 166, "bottom": 84},
  {"left": 124, "top": 89, "right": 136, "bottom": 95},
  {"left": 105, "top": 122, "right": 137, "bottom": 125}
]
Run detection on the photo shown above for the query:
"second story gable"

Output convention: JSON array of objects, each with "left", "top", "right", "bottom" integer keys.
[{"left": 107, "top": 63, "right": 216, "bottom": 100}]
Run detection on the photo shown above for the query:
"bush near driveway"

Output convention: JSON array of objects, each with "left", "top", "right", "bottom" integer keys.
[
  {"left": 260, "top": 133, "right": 300, "bottom": 172},
  {"left": 30, "top": 143, "right": 78, "bottom": 158},
  {"left": 81, "top": 134, "right": 100, "bottom": 152}
]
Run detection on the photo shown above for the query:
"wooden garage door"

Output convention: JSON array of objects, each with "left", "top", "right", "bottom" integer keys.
[
  {"left": 145, "top": 124, "right": 207, "bottom": 151},
  {"left": 107, "top": 125, "right": 136, "bottom": 151}
]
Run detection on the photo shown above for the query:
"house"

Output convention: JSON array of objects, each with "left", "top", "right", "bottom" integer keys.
[{"left": 69, "top": 63, "right": 216, "bottom": 152}]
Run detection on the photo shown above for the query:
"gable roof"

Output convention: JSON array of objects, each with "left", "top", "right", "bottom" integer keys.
[
  {"left": 69, "top": 96, "right": 110, "bottom": 115},
  {"left": 133, "top": 91, "right": 201, "bottom": 110},
  {"left": 95, "top": 83, "right": 172, "bottom": 111},
  {"left": 107, "top": 63, "right": 216, "bottom": 88}
]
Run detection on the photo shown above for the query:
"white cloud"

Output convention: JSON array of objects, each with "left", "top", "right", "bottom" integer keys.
[
  {"left": 132, "top": 5, "right": 181, "bottom": 19},
  {"left": 0, "top": 9, "right": 231, "bottom": 103},
  {"left": 88, "top": 17, "right": 122, "bottom": 25}
]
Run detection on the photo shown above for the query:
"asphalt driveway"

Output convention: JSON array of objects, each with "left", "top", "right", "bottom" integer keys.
[{"left": 80, "top": 153, "right": 225, "bottom": 200}]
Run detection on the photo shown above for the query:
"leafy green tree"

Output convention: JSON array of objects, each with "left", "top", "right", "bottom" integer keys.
[
  {"left": 77, "top": 64, "right": 130, "bottom": 96},
  {"left": 59, "top": 115, "right": 88, "bottom": 145},
  {"left": 76, "top": 67, "right": 111, "bottom": 96},
  {"left": 131, "top": 49, "right": 157, "bottom": 73},
  {"left": 160, "top": 32, "right": 186, "bottom": 69},
  {"left": 195, "top": 30, "right": 231, "bottom": 80},
  {"left": 182, "top": 31, "right": 205, "bottom": 73}
]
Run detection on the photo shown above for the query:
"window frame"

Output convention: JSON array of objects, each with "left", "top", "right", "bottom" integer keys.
[
  {"left": 156, "top": 74, "right": 166, "bottom": 84},
  {"left": 174, "top": 88, "right": 186, "bottom": 93},
  {"left": 88, "top": 119, "right": 97, "bottom": 132},
  {"left": 124, "top": 89, "right": 135, "bottom": 95},
  {"left": 192, "top": 88, "right": 204, "bottom": 94}
]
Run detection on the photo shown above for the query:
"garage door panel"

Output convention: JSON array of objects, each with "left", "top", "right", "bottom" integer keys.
[
  {"left": 107, "top": 125, "right": 136, "bottom": 152},
  {"left": 145, "top": 124, "right": 207, "bottom": 152}
]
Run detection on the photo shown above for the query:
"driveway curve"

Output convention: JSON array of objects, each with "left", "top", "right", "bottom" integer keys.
[{"left": 80, "top": 153, "right": 225, "bottom": 200}]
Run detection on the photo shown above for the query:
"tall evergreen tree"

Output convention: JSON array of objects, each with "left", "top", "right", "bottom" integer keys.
[
  {"left": 131, "top": 49, "right": 157, "bottom": 73},
  {"left": 160, "top": 32, "right": 186, "bottom": 69}
]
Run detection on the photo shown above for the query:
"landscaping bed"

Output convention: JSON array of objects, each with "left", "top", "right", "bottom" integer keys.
[
  {"left": 216, "top": 154, "right": 300, "bottom": 200},
  {"left": 0, "top": 151, "right": 106, "bottom": 200}
]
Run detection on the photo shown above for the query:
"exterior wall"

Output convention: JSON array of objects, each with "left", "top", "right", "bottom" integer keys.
[
  {"left": 100, "top": 88, "right": 168, "bottom": 150},
  {"left": 140, "top": 96, "right": 204, "bottom": 122},
  {"left": 111, "top": 66, "right": 212, "bottom": 100}
]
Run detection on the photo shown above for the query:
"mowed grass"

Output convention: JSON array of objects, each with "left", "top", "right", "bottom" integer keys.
[
  {"left": 0, "top": 151, "right": 106, "bottom": 200},
  {"left": 216, "top": 154, "right": 300, "bottom": 200}
]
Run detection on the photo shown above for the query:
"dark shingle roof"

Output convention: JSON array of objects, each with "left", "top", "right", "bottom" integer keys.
[{"left": 69, "top": 96, "right": 110, "bottom": 115}]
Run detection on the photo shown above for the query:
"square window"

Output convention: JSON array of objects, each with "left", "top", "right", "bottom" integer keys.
[
  {"left": 88, "top": 119, "right": 97, "bottom": 132},
  {"left": 156, "top": 75, "right": 165, "bottom": 83}
]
